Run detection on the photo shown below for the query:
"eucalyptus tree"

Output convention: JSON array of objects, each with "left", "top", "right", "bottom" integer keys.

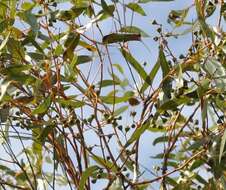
[{"left": 0, "top": 0, "right": 225, "bottom": 189}]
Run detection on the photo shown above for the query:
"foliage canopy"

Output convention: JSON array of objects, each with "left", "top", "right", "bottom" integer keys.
[{"left": 0, "top": 0, "right": 225, "bottom": 189}]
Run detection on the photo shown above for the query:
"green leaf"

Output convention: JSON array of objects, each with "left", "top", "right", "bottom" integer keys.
[
  {"left": 113, "top": 64, "right": 124, "bottom": 74},
  {"left": 36, "top": 125, "right": 55, "bottom": 144},
  {"left": 219, "top": 130, "right": 226, "bottom": 163},
  {"left": 78, "top": 166, "right": 99, "bottom": 190},
  {"left": 79, "top": 40, "right": 97, "bottom": 52},
  {"left": 103, "top": 33, "right": 141, "bottom": 44},
  {"left": 139, "top": 0, "right": 174, "bottom": 2},
  {"left": 32, "top": 127, "right": 43, "bottom": 176},
  {"left": 7, "top": 38, "right": 25, "bottom": 60},
  {"left": 203, "top": 58, "right": 226, "bottom": 91},
  {"left": 168, "top": 8, "right": 189, "bottom": 27},
  {"left": 0, "top": 19, "right": 14, "bottom": 33},
  {"left": 101, "top": 91, "right": 134, "bottom": 104},
  {"left": 98, "top": 80, "right": 120, "bottom": 88},
  {"left": 76, "top": 55, "right": 93, "bottom": 65},
  {"left": 140, "top": 58, "right": 160, "bottom": 92},
  {"left": 158, "top": 97, "right": 191, "bottom": 112},
  {"left": 195, "top": 174, "right": 208, "bottom": 185},
  {"left": 195, "top": 0, "right": 214, "bottom": 41},
  {"left": 32, "top": 96, "right": 51, "bottom": 115},
  {"left": 63, "top": 33, "right": 80, "bottom": 61},
  {"left": 21, "top": 11, "right": 39, "bottom": 36},
  {"left": 113, "top": 105, "right": 128, "bottom": 116},
  {"left": 120, "top": 26, "right": 149, "bottom": 37},
  {"left": 120, "top": 48, "right": 148, "bottom": 82},
  {"left": 125, "top": 120, "right": 150, "bottom": 147},
  {"left": 190, "top": 159, "right": 204, "bottom": 171},
  {"left": 97, "top": 5, "right": 115, "bottom": 21},
  {"left": 153, "top": 135, "right": 168, "bottom": 146},
  {"left": 73, "top": 0, "right": 90, "bottom": 8},
  {"left": 21, "top": 2, "right": 35, "bottom": 11},
  {"left": 56, "top": 98, "right": 85, "bottom": 108},
  {"left": 159, "top": 47, "right": 171, "bottom": 98},
  {"left": 28, "top": 52, "right": 45, "bottom": 61},
  {"left": 126, "top": 3, "right": 146, "bottom": 16},
  {"left": 92, "top": 155, "right": 118, "bottom": 172},
  {"left": 3, "top": 64, "right": 32, "bottom": 74},
  {"left": 101, "top": 0, "right": 114, "bottom": 16},
  {"left": 159, "top": 47, "right": 170, "bottom": 78}
]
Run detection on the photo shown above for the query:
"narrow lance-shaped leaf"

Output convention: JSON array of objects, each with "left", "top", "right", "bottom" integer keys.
[
  {"left": 32, "top": 128, "right": 43, "bottom": 176},
  {"left": 103, "top": 33, "right": 141, "bottom": 44},
  {"left": 153, "top": 136, "right": 168, "bottom": 146},
  {"left": 140, "top": 58, "right": 160, "bottom": 93},
  {"left": 125, "top": 120, "right": 150, "bottom": 147},
  {"left": 101, "top": 91, "right": 134, "bottom": 104},
  {"left": 139, "top": 0, "right": 174, "bottom": 2},
  {"left": 159, "top": 47, "right": 172, "bottom": 98},
  {"left": 32, "top": 96, "right": 51, "bottom": 115},
  {"left": 219, "top": 130, "right": 226, "bottom": 163},
  {"left": 120, "top": 26, "right": 149, "bottom": 37},
  {"left": 195, "top": 0, "right": 214, "bottom": 41},
  {"left": 92, "top": 155, "right": 118, "bottom": 172},
  {"left": 101, "top": 0, "right": 113, "bottom": 16},
  {"left": 78, "top": 166, "right": 99, "bottom": 190},
  {"left": 120, "top": 48, "right": 148, "bottom": 82},
  {"left": 126, "top": 3, "right": 146, "bottom": 16},
  {"left": 63, "top": 33, "right": 80, "bottom": 61},
  {"left": 113, "top": 105, "right": 129, "bottom": 116}
]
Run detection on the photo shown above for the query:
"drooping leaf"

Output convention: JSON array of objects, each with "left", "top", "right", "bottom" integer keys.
[
  {"left": 158, "top": 97, "right": 191, "bottom": 112},
  {"left": 0, "top": 19, "right": 10, "bottom": 33},
  {"left": 92, "top": 155, "right": 118, "bottom": 172},
  {"left": 120, "top": 26, "right": 149, "bottom": 37},
  {"left": 101, "top": 91, "right": 134, "bottom": 104},
  {"left": 195, "top": 0, "right": 214, "bottom": 41},
  {"left": 37, "top": 125, "right": 55, "bottom": 144},
  {"left": 76, "top": 55, "right": 93, "bottom": 65},
  {"left": 98, "top": 80, "right": 120, "bottom": 88},
  {"left": 78, "top": 166, "right": 99, "bottom": 190},
  {"left": 126, "top": 3, "right": 146, "bottom": 16},
  {"left": 18, "top": 11, "right": 39, "bottom": 37},
  {"left": 103, "top": 33, "right": 141, "bottom": 44},
  {"left": 120, "top": 48, "right": 148, "bottom": 82},
  {"left": 32, "top": 96, "right": 51, "bottom": 115},
  {"left": 219, "top": 130, "right": 226, "bottom": 163},
  {"left": 101, "top": 0, "right": 114, "bottom": 16},
  {"left": 63, "top": 33, "right": 80, "bottom": 61},
  {"left": 125, "top": 120, "right": 150, "bottom": 147},
  {"left": 32, "top": 127, "right": 43, "bottom": 176},
  {"left": 203, "top": 58, "right": 226, "bottom": 91},
  {"left": 114, "top": 105, "right": 129, "bottom": 116},
  {"left": 158, "top": 47, "right": 172, "bottom": 98},
  {"left": 7, "top": 38, "right": 25, "bottom": 60},
  {"left": 56, "top": 98, "right": 85, "bottom": 108},
  {"left": 139, "top": 0, "right": 174, "bottom": 2},
  {"left": 168, "top": 8, "right": 189, "bottom": 27},
  {"left": 153, "top": 135, "right": 168, "bottom": 146},
  {"left": 140, "top": 58, "right": 160, "bottom": 92}
]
